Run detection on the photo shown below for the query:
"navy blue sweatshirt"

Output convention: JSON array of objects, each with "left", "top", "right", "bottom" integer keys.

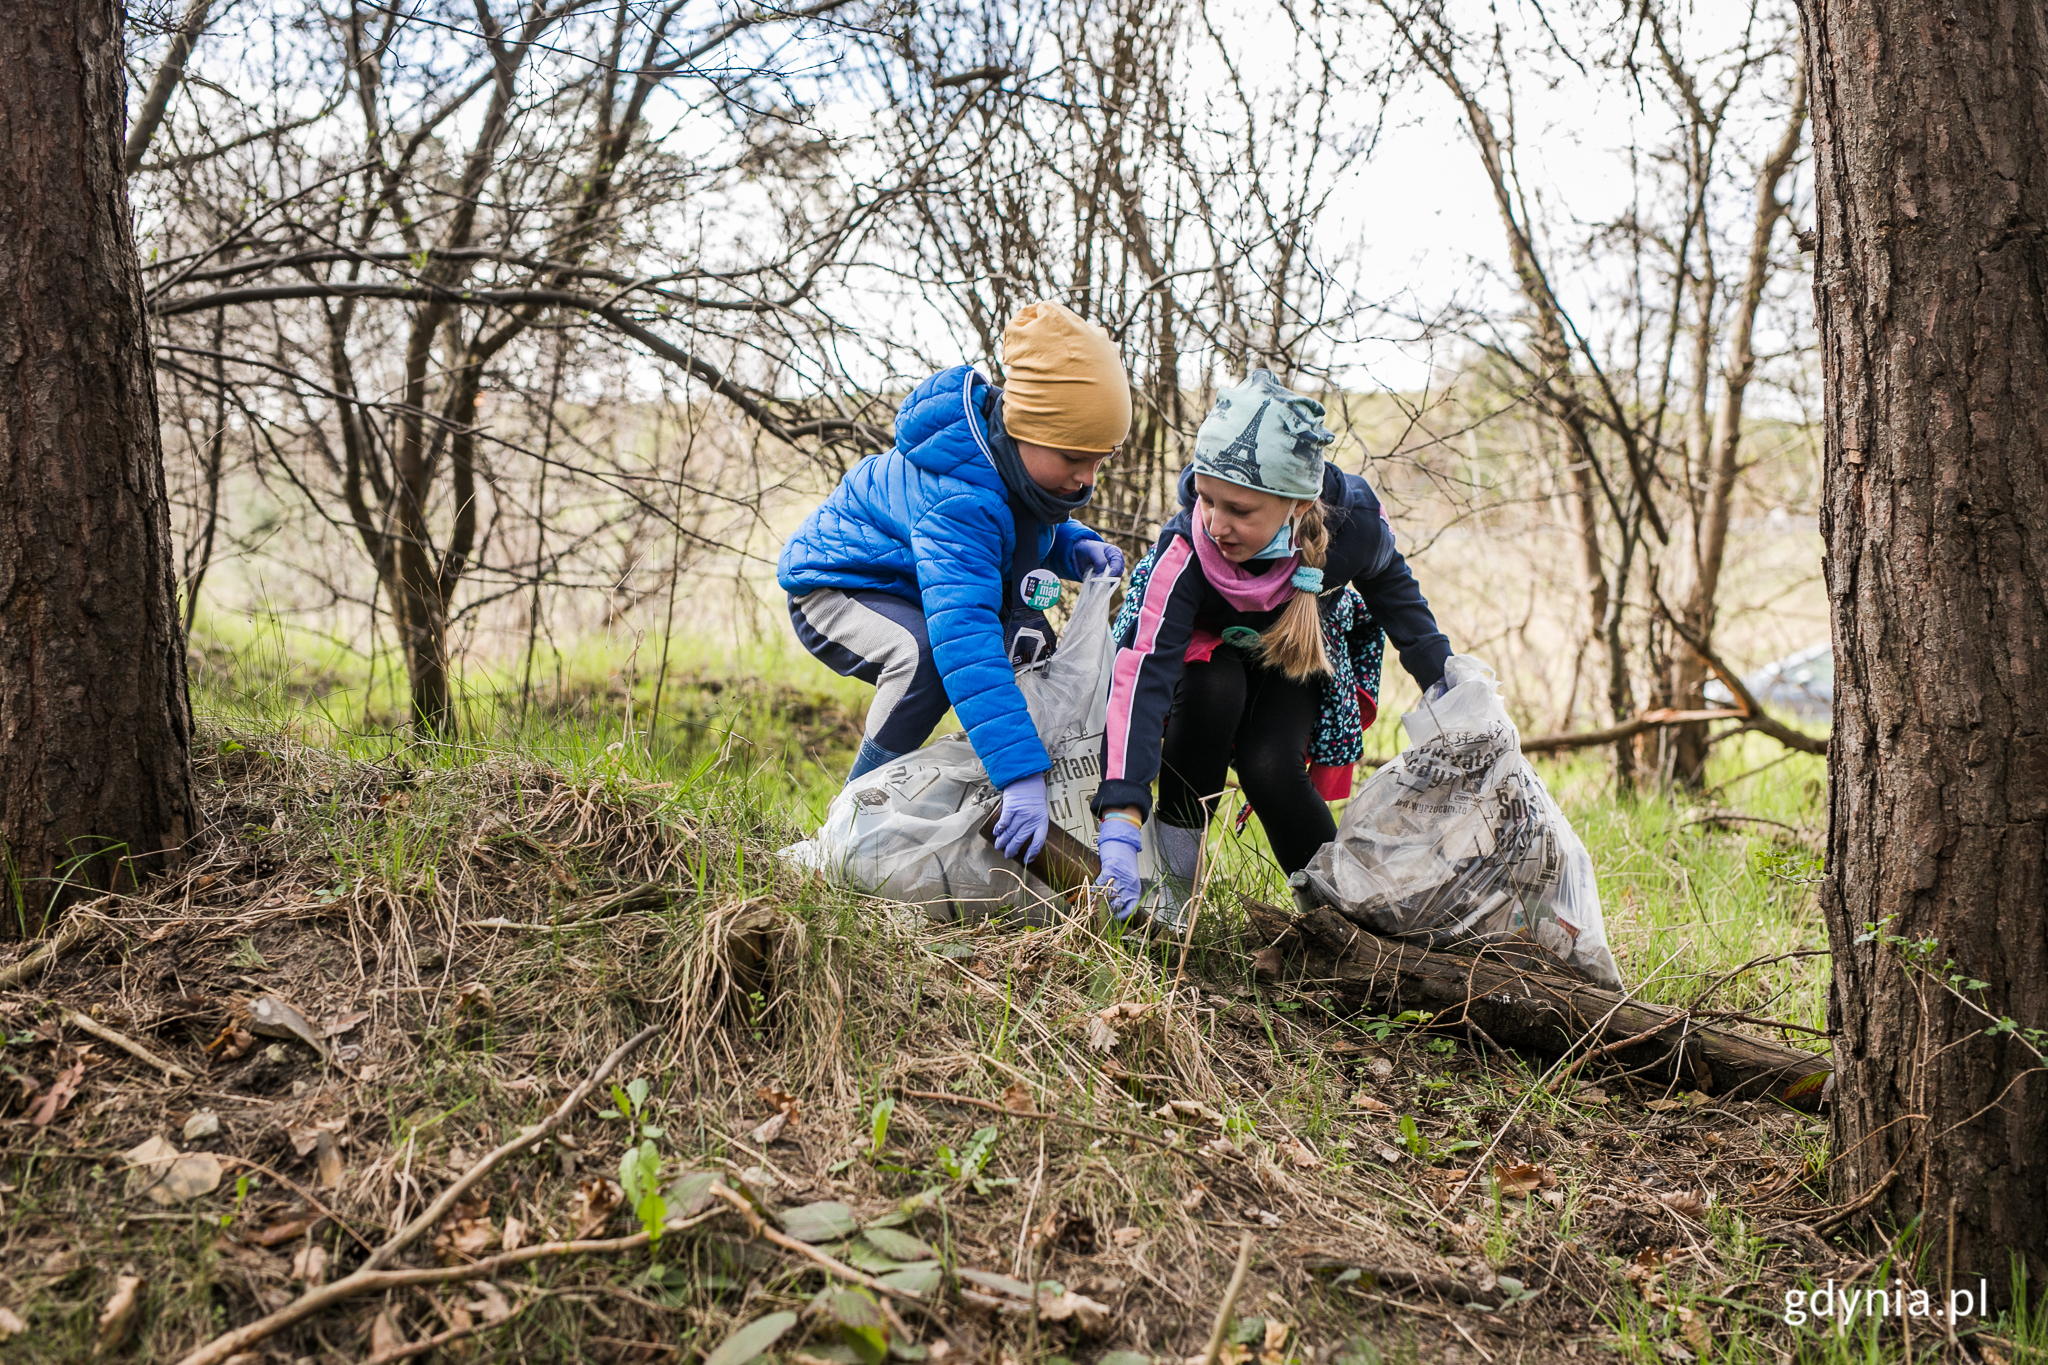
[{"left": 1093, "top": 465, "right": 1452, "bottom": 820}]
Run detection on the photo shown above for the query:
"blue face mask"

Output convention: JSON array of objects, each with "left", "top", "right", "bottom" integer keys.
[{"left": 1253, "top": 518, "right": 1296, "bottom": 558}]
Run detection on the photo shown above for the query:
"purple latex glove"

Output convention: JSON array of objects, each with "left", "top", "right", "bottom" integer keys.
[
  {"left": 1073, "top": 540, "right": 1126, "bottom": 580},
  {"left": 991, "top": 773, "right": 1050, "bottom": 862},
  {"left": 1095, "top": 817, "right": 1145, "bottom": 922}
]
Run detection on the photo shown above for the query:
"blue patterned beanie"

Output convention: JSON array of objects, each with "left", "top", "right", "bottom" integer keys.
[{"left": 1191, "top": 369, "right": 1334, "bottom": 499}]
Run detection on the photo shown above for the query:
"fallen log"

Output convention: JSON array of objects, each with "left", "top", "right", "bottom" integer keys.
[{"left": 1255, "top": 904, "right": 1831, "bottom": 1110}]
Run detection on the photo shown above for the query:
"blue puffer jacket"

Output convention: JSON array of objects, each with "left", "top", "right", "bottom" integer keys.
[{"left": 777, "top": 365, "right": 1104, "bottom": 789}]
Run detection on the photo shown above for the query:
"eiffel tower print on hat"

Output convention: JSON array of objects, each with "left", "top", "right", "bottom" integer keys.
[
  {"left": 1204, "top": 397, "right": 1271, "bottom": 486},
  {"left": 1192, "top": 370, "right": 1334, "bottom": 499}
]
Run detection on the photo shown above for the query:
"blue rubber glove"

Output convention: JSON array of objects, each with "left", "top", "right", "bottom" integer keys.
[
  {"left": 1073, "top": 540, "right": 1126, "bottom": 580},
  {"left": 1424, "top": 675, "right": 1450, "bottom": 702},
  {"left": 1095, "top": 817, "right": 1145, "bottom": 922},
  {"left": 991, "top": 773, "right": 1050, "bottom": 862}
]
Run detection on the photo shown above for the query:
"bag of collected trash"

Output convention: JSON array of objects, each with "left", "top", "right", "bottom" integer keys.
[
  {"left": 1289, "top": 655, "right": 1622, "bottom": 988},
  {"left": 781, "top": 574, "right": 1183, "bottom": 925}
]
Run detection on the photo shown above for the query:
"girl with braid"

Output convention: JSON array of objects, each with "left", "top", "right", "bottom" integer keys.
[{"left": 1092, "top": 371, "right": 1454, "bottom": 926}]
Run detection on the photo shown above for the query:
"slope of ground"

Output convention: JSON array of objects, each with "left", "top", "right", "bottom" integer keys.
[{"left": 0, "top": 709, "right": 2029, "bottom": 1364}]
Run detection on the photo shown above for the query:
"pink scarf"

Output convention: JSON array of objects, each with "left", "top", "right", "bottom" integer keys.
[{"left": 1191, "top": 511, "right": 1302, "bottom": 612}]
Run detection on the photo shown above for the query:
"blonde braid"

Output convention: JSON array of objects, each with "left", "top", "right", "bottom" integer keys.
[{"left": 1258, "top": 498, "right": 1332, "bottom": 680}]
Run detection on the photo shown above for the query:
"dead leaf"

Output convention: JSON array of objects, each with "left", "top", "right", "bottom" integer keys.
[
  {"left": 1001, "top": 1081, "right": 1035, "bottom": 1113},
  {"left": 1085, "top": 1016, "right": 1118, "bottom": 1053},
  {"left": 321, "top": 1009, "right": 371, "bottom": 1039},
  {"left": 1660, "top": 1190, "right": 1709, "bottom": 1219},
  {"left": 1152, "top": 1098, "right": 1224, "bottom": 1126},
  {"left": 451, "top": 982, "right": 494, "bottom": 1021},
  {"left": 251, "top": 1216, "right": 317, "bottom": 1248},
  {"left": 1259, "top": 1317, "right": 1291, "bottom": 1365},
  {"left": 1493, "top": 1163, "right": 1558, "bottom": 1198},
  {"left": 468, "top": 1282, "right": 511, "bottom": 1323},
  {"left": 246, "top": 995, "right": 331, "bottom": 1063},
  {"left": 1366, "top": 1056, "right": 1394, "bottom": 1082},
  {"left": 0, "top": 1307, "right": 25, "bottom": 1339},
  {"left": 286, "top": 1117, "right": 347, "bottom": 1157},
  {"left": 572, "top": 1178, "right": 622, "bottom": 1237},
  {"left": 124, "top": 1136, "right": 224, "bottom": 1205},
  {"left": 96, "top": 1274, "right": 143, "bottom": 1355},
  {"left": 1675, "top": 1305, "right": 1713, "bottom": 1356},
  {"left": 1110, "top": 1226, "right": 1144, "bottom": 1248},
  {"left": 751, "top": 1086, "right": 799, "bottom": 1144},
  {"left": 1035, "top": 1287, "right": 1111, "bottom": 1335},
  {"left": 290, "top": 1244, "right": 328, "bottom": 1286},
  {"left": 501, "top": 1216, "right": 527, "bottom": 1253},
  {"left": 1657, "top": 1340, "right": 1695, "bottom": 1362},
  {"left": 1280, "top": 1138, "right": 1320, "bottom": 1169},
  {"left": 1349, "top": 1092, "right": 1392, "bottom": 1114},
  {"left": 158, "top": 1153, "right": 223, "bottom": 1204},
  {"left": 1373, "top": 1143, "right": 1405, "bottom": 1164},
  {"left": 220, "top": 1029, "right": 256, "bottom": 1060},
  {"left": 1179, "top": 1184, "right": 1208, "bottom": 1211},
  {"left": 29, "top": 1059, "right": 84, "bottom": 1127},
  {"left": 435, "top": 1216, "right": 499, "bottom": 1262},
  {"left": 1250, "top": 945, "right": 1283, "bottom": 977},
  {"left": 370, "top": 1308, "right": 405, "bottom": 1356},
  {"left": 1644, "top": 1097, "right": 1686, "bottom": 1113},
  {"left": 315, "top": 1132, "right": 345, "bottom": 1189}
]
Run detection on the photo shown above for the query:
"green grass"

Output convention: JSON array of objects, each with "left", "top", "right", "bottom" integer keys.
[{"left": 6, "top": 610, "right": 2034, "bottom": 1364}]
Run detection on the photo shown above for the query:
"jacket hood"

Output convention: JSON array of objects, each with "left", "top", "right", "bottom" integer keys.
[{"left": 894, "top": 365, "right": 1005, "bottom": 492}]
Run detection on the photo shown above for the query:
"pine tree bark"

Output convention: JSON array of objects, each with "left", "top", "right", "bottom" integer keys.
[
  {"left": 1803, "top": 0, "right": 2048, "bottom": 1298},
  {"left": 0, "top": 0, "right": 195, "bottom": 936}
]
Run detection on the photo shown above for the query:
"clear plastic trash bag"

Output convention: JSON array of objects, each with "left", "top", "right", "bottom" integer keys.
[
  {"left": 1289, "top": 655, "right": 1622, "bottom": 989},
  {"left": 781, "top": 574, "right": 1182, "bottom": 925}
]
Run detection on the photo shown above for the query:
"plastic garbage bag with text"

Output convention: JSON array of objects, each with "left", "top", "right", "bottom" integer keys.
[
  {"left": 1289, "top": 655, "right": 1623, "bottom": 988},
  {"left": 781, "top": 575, "right": 1181, "bottom": 925}
]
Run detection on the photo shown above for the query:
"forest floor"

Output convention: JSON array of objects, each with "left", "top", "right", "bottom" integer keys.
[{"left": 1, "top": 672, "right": 2036, "bottom": 1365}]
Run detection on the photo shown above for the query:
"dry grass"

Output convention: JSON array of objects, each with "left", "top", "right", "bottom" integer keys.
[{"left": 0, "top": 719, "right": 2005, "bottom": 1365}]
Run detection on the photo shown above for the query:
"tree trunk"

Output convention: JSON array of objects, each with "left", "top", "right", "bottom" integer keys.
[
  {"left": 1804, "top": 0, "right": 2048, "bottom": 1300},
  {"left": 0, "top": 0, "right": 195, "bottom": 937},
  {"left": 1668, "top": 74, "right": 1807, "bottom": 787}
]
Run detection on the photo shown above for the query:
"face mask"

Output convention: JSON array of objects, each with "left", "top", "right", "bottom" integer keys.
[{"left": 1253, "top": 517, "right": 1296, "bottom": 558}]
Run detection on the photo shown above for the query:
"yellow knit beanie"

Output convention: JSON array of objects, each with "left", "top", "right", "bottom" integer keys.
[{"left": 999, "top": 301, "right": 1132, "bottom": 454}]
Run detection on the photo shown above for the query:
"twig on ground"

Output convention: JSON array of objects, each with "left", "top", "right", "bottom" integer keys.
[
  {"left": 706, "top": 1182, "right": 933, "bottom": 1308},
  {"left": 1686, "top": 947, "right": 1830, "bottom": 1012},
  {"left": 1198, "top": 1232, "right": 1256, "bottom": 1365},
  {"left": 364, "top": 1022, "right": 662, "bottom": 1273},
  {"left": 1544, "top": 1014, "right": 1690, "bottom": 1097},
  {"left": 0, "top": 907, "right": 108, "bottom": 988},
  {"left": 174, "top": 1211, "right": 723, "bottom": 1365},
  {"left": 60, "top": 1007, "right": 197, "bottom": 1081},
  {"left": 172, "top": 1023, "right": 665, "bottom": 1365}
]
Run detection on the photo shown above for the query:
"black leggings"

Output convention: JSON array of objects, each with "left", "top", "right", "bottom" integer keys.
[{"left": 1156, "top": 645, "right": 1334, "bottom": 875}]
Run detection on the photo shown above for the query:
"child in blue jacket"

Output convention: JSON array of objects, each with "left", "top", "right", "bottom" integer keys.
[{"left": 778, "top": 302, "right": 1129, "bottom": 865}]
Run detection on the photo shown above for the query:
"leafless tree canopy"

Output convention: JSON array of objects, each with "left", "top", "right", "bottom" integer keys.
[{"left": 131, "top": 0, "right": 1818, "bottom": 774}]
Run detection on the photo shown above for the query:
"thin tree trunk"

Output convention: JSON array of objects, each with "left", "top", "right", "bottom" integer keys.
[
  {"left": 0, "top": 0, "right": 195, "bottom": 937},
  {"left": 123, "top": 0, "right": 213, "bottom": 173},
  {"left": 1804, "top": 0, "right": 2048, "bottom": 1297},
  {"left": 1668, "top": 73, "right": 1807, "bottom": 786}
]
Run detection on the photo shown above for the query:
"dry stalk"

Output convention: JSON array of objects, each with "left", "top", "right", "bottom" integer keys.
[{"left": 1198, "top": 1232, "right": 1256, "bottom": 1365}]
